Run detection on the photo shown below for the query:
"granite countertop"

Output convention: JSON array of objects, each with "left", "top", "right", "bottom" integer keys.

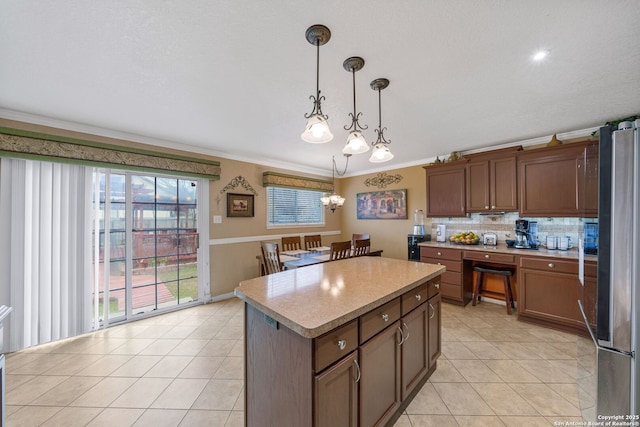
[
  {"left": 418, "top": 241, "right": 597, "bottom": 261},
  {"left": 234, "top": 257, "right": 445, "bottom": 339}
]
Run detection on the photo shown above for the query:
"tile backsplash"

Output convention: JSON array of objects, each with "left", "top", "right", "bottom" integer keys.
[{"left": 430, "top": 212, "right": 596, "bottom": 245}]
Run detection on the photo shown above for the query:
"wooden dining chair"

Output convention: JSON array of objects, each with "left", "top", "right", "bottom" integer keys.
[
  {"left": 351, "top": 233, "right": 370, "bottom": 248},
  {"left": 353, "top": 238, "right": 371, "bottom": 257},
  {"left": 304, "top": 234, "right": 322, "bottom": 250},
  {"left": 261, "top": 241, "right": 283, "bottom": 275},
  {"left": 281, "top": 236, "right": 302, "bottom": 252},
  {"left": 330, "top": 240, "right": 352, "bottom": 261}
]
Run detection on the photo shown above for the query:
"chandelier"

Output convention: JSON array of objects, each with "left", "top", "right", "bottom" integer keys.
[
  {"left": 321, "top": 155, "right": 350, "bottom": 212},
  {"left": 301, "top": 25, "right": 333, "bottom": 143}
]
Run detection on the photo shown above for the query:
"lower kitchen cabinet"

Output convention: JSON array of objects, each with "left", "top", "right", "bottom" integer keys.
[
  {"left": 359, "top": 320, "right": 402, "bottom": 427},
  {"left": 401, "top": 302, "right": 428, "bottom": 400},
  {"left": 427, "top": 293, "right": 441, "bottom": 368},
  {"left": 420, "top": 247, "right": 471, "bottom": 306},
  {"left": 518, "top": 257, "right": 587, "bottom": 335},
  {"left": 314, "top": 351, "right": 359, "bottom": 427}
]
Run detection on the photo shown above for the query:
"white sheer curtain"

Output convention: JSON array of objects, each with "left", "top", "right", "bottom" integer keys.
[{"left": 0, "top": 158, "right": 92, "bottom": 352}]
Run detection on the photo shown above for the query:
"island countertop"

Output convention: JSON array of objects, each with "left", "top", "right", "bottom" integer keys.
[{"left": 234, "top": 256, "right": 445, "bottom": 338}]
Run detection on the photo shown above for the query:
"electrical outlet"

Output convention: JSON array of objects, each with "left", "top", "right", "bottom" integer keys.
[{"left": 213, "top": 215, "right": 222, "bottom": 224}]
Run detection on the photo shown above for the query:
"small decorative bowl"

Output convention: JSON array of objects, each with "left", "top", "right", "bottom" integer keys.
[{"left": 505, "top": 239, "right": 516, "bottom": 248}]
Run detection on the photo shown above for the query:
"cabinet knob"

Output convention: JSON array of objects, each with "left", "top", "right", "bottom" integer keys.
[
  {"left": 485, "top": 254, "right": 490, "bottom": 259},
  {"left": 437, "top": 251, "right": 442, "bottom": 256},
  {"left": 491, "top": 205, "right": 496, "bottom": 209},
  {"left": 548, "top": 263, "right": 555, "bottom": 268},
  {"left": 434, "top": 283, "right": 440, "bottom": 289},
  {"left": 415, "top": 294, "right": 422, "bottom": 301},
  {"left": 381, "top": 313, "right": 389, "bottom": 322},
  {"left": 485, "top": 205, "right": 489, "bottom": 209},
  {"left": 337, "top": 339, "right": 346, "bottom": 350}
]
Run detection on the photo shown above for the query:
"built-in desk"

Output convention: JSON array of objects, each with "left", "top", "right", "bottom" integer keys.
[{"left": 418, "top": 242, "right": 596, "bottom": 336}]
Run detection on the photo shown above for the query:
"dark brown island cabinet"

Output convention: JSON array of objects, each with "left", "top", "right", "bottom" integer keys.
[{"left": 235, "top": 257, "right": 445, "bottom": 427}]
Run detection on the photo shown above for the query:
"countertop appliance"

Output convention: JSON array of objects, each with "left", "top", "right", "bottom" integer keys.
[
  {"left": 514, "top": 219, "right": 538, "bottom": 249},
  {"left": 412, "top": 210, "right": 425, "bottom": 236},
  {"left": 482, "top": 232, "right": 498, "bottom": 246},
  {"left": 408, "top": 234, "right": 430, "bottom": 261},
  {"left": 436, "top": 224, "right": 446, "bottom": 242},
  {"left": 579, "top": 120, "right": 639, "bottom": 417}
]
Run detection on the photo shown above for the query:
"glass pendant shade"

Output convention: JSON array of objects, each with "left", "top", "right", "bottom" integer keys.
[
  {"left": 343, "top": 130, "right": 369, "bottom": 155},
  {"left": 369, "top": 142, "right": 394, "bottom": 163},
  {"left": 321, "top": 193, "right": 345, "bottom": 212},
  {"left": 301, "top": 114, "right": 333, "bottom": 143}
]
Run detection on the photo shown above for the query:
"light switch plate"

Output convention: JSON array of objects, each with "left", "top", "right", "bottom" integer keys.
[{"left": 213, "top": 215, "right": 222, "bottom": 224}]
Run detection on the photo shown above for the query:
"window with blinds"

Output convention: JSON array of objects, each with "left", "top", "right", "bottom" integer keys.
[{"left": 266, "top": 187, "right": 325, "bottom": 227}]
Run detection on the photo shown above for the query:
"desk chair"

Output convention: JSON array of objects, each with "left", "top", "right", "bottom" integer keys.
[
  {"left": 353, "top": 238, "right": 371, "bottom": 257},
  {"left": 304, "top": 234, "right": 322, "bottom": 250},
  {"left": 281, "top": 236, "right": 302, "bottom": 252},
  {"left": 330, "top": 241, "right": 352, "bottom": 261},
  {"left": 261, "top": 242, "right": 283, "bottom": 275}
]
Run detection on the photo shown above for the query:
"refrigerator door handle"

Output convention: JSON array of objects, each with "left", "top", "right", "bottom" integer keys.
[{"left": 578, "top": 299, "right": 634, "bottom": 358}]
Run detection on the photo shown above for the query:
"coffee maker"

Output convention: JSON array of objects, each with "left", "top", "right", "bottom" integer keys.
[{"left": 515, "top": 219, "right": 538, "bottom": 249}]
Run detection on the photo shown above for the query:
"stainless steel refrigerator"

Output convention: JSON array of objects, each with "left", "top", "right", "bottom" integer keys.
[{"left": 579, "top": 119, "right": 639, "bottom": 417}]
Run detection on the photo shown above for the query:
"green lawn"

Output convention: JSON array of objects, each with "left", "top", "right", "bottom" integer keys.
[{"left": 161, "top": 263, "right": 198, "bottom": 301}]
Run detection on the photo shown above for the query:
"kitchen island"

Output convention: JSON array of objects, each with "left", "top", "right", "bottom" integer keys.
[{"left": 234, "top": 256, "right": 445, "bottom": 427}]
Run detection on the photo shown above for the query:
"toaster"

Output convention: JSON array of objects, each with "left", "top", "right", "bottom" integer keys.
[{"left": 483, "top": 232, "right": 498, "bottom": 246}]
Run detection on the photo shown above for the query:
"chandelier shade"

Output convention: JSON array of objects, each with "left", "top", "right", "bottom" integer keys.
[{"left": 342, "top": 56, "right": 369, "bottom": 155}]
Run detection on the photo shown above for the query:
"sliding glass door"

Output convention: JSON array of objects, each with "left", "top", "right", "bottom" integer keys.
[{"left": 93, "top": 171, "right": 201, "bottom": 326}]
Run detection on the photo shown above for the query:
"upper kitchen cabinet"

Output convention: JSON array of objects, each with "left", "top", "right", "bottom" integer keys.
[
  {"left": 424, "top": 161, "right": 467, "bottom": 217},
  {"left": 518, "top": 140, "right": 598, "bottom": 217},
  {"left": 465, "top": 146, "right": 522, "bottom": 213}
]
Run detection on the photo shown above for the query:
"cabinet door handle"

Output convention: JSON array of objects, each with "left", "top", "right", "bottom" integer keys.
[
  {"left": 402, "top": 321, "right": 410, "bottom": 343},
  {"left": 354, "top": 359, "right": 361, "bottom": 383},
  {"left": 337, "top": 339, "right": 346, "bottom": 350},
  {"left": 548, "top": 263, "right": 555, "bottom": 268},
  {"left": 485, "top": 254, "right": 490, "bottom": 259},
  {"left": 434, "top": 283, "right": 440, "bottom": 289},
  {"left": 381, "top": 313, "right": 389, "bottom": 322},
  {"left": 397, "top": 325, "right": 405, "bottom": 345},
  {"left": 429, "top": 303, "right": 435, "bottom": 319},
  {"left": 415, "top": 294, "right": 422, "bottom": 301}
]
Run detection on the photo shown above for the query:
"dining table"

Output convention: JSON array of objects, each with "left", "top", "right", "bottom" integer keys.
[{"left": 279, "top": 246, "right": 383, "bottom": 270}]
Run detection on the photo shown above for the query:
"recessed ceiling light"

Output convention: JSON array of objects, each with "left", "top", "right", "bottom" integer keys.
[{"left": 532, "top": 49, "right": 551, "bottom": 61}]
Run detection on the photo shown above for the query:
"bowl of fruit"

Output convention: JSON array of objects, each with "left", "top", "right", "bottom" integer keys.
[{"left": 449, "top": 231, "right": 480, "bottom": 245}]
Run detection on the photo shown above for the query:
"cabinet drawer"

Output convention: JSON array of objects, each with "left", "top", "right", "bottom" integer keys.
[
  {"left": 421, "top": 257, "right": 462, "bottom": 273},
  {"left": 428, "top": 276, "right": 441, "bottom": 299},
  {"left": 464, "top": 251, "right": 515, "bottom": 264},
  {"left": 360, "top": 297, "right": 401, "bottom": 344},
  {"left": 314, "top": 319, "right": 358, "bottom": 372},
  {"left": 520, "top": 257, "right": 578, "bottom": 274},
  {"left": 420, "top": 247, "right": 462, "bottom": 261},
  {"left": 584, "top": 261, "right": 597, "bottom": 278},
  {"left": 441, "top": 270, "right": 462, "bottom": 286},
  {"left": 440, "top": 283, "right": 462, "bottom": 300},
  {"left": 402, "top": 282, "right": 428, "bottom": 316}
]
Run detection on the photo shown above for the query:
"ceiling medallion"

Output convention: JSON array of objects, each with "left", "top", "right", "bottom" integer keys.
[{"left": 364, "top": 172, "right": 403, "bottom": 189}]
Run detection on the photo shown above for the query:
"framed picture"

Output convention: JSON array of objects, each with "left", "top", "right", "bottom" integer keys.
[
  {"left": 227, "top": 193, "right": 254, "bottom": 217},
  {"left": 356, "top": 189, "right": 408, "bottom": 220}
]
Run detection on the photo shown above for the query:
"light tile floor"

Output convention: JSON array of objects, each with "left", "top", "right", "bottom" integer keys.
[{"left": 5, "top": 297, "right": 597, "bottom": 426}]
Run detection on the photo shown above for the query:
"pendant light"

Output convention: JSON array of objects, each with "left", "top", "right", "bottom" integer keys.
[
  {"left": 301, "top": 25, "right": 333, "bottom": 143},
  {"left": 369, "top": 78, "right": 394, "bottom": 163},
  {"left": 321, "top": 155, "right": 350, "bottom": 212},
  {"left": 342, "top": 56, "right": 369, "bottom": 155}
]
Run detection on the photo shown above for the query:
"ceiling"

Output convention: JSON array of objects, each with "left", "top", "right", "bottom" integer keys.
[{"left": 1, "top": 0, "right": 639, "bottom": 177}]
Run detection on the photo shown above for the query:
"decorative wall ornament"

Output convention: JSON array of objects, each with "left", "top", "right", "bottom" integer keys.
[
  {"left": 364, "top": 172, "right": 403, "bottom": 188},
  {"left": 220, "top": 176, "right": 258, "bottom": 195},
  {"left": 0, "top": 128, "right": 221, "bottom": 180}
]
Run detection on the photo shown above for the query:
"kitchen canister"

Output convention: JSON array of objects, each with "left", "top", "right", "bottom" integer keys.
[
  {"left": 546, "top": 236, "right": 557, "bottom": 250},
  {"left": 558, "top": 236, "right": 573, "bottom": 250}
]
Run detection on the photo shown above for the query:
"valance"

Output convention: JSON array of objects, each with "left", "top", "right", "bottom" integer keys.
[
  {"left": 0, "top": 127, "right": 221, "bottom": 180},
  {"left": 263, "top": 171, "right": 333, "bottom": 192}
]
